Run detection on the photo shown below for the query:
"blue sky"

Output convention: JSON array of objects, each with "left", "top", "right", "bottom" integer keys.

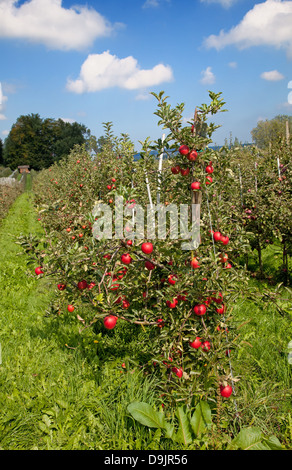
[{"left": 0, "top": 0, "right": 291, "bottom": 149}]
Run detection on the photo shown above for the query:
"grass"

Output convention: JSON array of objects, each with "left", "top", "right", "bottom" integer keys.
[{"left": 0, "top": 178, "right": 291, "bottom": 449}]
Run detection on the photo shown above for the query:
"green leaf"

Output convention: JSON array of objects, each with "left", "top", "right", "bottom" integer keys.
[
  {"left": 190, "top": 401, "right": 212, "bottom": 437},
  {"left": 227, "top": 427, "right": 282, "bottom": 450},
  {"left": 263, "top": 434, "right": 283, "bottom": 450},
  {"left": 127, "top": 402, "right": 166, "bottom": 429},
  {"left": 174, "top": 406, "right": 193, "bottom": 445},
  {"left": 164, "top": 422, "right": 176, "bottom": 441}
]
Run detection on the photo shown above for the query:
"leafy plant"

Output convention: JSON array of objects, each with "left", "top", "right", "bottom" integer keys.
[
  {"left": 127, "top": 400, "right": 283, "bottom": 450},
  {"left": 127, "top": 400, "right": 212, "bottom": 446}
]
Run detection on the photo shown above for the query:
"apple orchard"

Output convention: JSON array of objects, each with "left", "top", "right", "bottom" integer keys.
[{"left": 27, "top": 90, "right": 291, "bottom": 411}]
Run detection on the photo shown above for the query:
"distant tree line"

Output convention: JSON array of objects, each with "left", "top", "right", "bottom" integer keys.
[
  {"left": 2, "top": 114, "right": 90, "bottom": 170},
  {"left": 251, "top": 115, "right": 291, "bottom": 149}
]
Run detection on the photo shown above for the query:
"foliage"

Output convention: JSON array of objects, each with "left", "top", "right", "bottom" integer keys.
[
  {"left": 251, "top": 115, "right": 292, "bottom": 149},
  {"left": 127, "top": 400, "right": 283, "bottom": 450},
  {"left": 0, "top": 181, "right": 24, "bottom": 222},
  {"left": 3, "top": 113, "right": 89, "bottom": 170}
]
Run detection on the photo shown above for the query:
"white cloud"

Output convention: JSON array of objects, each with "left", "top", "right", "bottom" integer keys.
[
  {"left": 228, "top": 61, "right": 237, "bottom": 68},
  {"left": 200, "top": 0, "right": 237, "bottom": 8},
  {"left": 66, "top": 51, "right": 173, "bottom": 93},
  {"left": 261, "top": 70, "right": 284, "bottom": 81},
  {"left": 200, "top": 66, "right": 216, "bottom": 85},
  {"left": 0, "top": 0, "right": 115, "bottom": 51},
  {"left": 1, "top": 130, "right": 9, "bottom": 136},
  {"left": 204, "top": 0, "right": 292, "bottom": 58}
]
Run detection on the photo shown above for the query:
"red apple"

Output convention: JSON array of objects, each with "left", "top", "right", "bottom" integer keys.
[
  {"left": 194, "top": 304, "right": 207, "bottom": 316},
  {"left": 145, "top": 260, "right": 155, "bottom": 270},
  {"left": 190, "top": 337, "right": 202, "bottom": 349},
  {"left": 201, "top": 341, "right": 211, "bottom": 351},
  {"left": 205, "top": 164, "right": 214, "bottom": 174},
  {"left": 219, "top": 253, "right": 228, "bottom": 263},
  {"left": 213, "top": 231, "right": 222, "bottom": 242},
  {"left": 179, "top": 145, "right": 189, "bottom": 155},
  {"left": 141, "top": 242, "right": 153, "bottom": 255},
  {"left": 117, "top": 267, "right": 127, "bottom": 279},
  {"left": 121, "top": 253, "right": 132, "bottom": 265},
  {"left": 109, "top": 277, "right": 120, "bottom": 290},
  {"left": 216, "top": 304, "right": 226, "bottom": 315},
  {"left": 206, "top": 176, "right": 213, "bottom": 185},
  {"left": 191, "top": 181, "right": 201, "bottom": 191},
  {"left": 77, "top": 280, "right": 88, "bottom": 290},
  {"left": 57, "top": 283, "right": 66, "bottom": 291},
  {"left": 187, "top": 150, "right": 198, "bottom": 161},
  {"left": 190, "top": 257, "right": 200, "bottom": 269},
  {"left": 168, "top": 274, "right": 177, "bottom": 285},
  {"left": 166, "top": 298, "right": 178, "bottom": 308},
  {"left": 67, "top": 304, "right": 75, "bottom": 313},
  {"left": 220, "top": 384, "right": 232, "bottom": 398},
  {"left": 180, "top": 167, "right": 190, "bottom": 176},
  {"left": 122, "top": 299, "right": 130, "bottom": 309},
  {"left": 171, "top": 165, "right": 180, "bottom": 174},
  {"left": 221, "top": 235, "right": 229, "bottom": 245},
  {"left": 172, "top": 367, "right": 183, "bottom": 378},
  {"left": 35, "top": 267, "right": 43, "bottom": 275},
  {"left": 104, "top": 315, "right": 117, "bottom": 330}
]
